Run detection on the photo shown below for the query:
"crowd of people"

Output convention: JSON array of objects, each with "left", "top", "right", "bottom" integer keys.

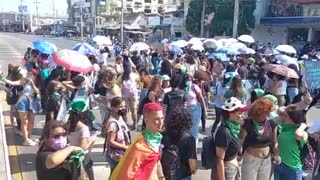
[{"left": 2, "top": 36, "right": 320, "bottom": 180}]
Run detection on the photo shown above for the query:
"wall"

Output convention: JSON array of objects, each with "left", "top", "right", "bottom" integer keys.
[
  {"left": 251, "top": 25, "right": 287, "bottom": 44},
  {"left": 254, "top": 0, "right": 268, "bottom": 25}
]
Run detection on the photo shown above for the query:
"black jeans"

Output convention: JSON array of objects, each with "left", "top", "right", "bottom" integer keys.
[{"left": 211, "top": 106, "right": 223, "bottom": 134}]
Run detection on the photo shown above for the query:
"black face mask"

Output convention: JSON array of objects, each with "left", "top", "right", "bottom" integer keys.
[{"left": 117, "top": 109, "right": 127, "bottom": 116}]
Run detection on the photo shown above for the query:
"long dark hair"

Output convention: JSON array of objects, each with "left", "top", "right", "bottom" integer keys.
[
  {"left": 47, "top": 80, "right": 59, "bottom": 95},
  {"left": 122, "top": 61, "right": 132, "bottom": 81},
  {"left": 38, "top": 121, "right": 67, "bottom": 153},
  {"left": 67, "top": 110, "right": 88, "bottom": 133},
  {"left": 165, "top": 109, "right": 193, "bottom": 144}
]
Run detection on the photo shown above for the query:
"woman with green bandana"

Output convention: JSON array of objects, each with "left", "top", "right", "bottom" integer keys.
[
  {"left": 181, "top": 74, "right": 207, "bottom": 141},
  {"left": 240, "top": 98, "right": 278, "bottom": 180},
  {"left": 211, "top": 97, "right": 246, "bottom": 180},
  {"left": 274, "top": 106, "right": 308, "bottom": 180}
]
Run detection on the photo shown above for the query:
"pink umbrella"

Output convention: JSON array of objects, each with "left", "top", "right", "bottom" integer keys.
[
  {"left": 263, "top": 64, "right": 299, "bottom": 79},
  {"left": 52, "top": 49, "right": 93, "bottom": 73}
]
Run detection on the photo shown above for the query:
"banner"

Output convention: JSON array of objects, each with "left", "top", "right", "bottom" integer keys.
[{"left": 304, "top": 61, "right": 320, "bottom": 89}]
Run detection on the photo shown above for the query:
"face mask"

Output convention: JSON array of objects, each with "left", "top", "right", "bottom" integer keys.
[
  {"left": 117, "top": 109, "right": 127, "bottom": 116},
  {"left": 51, "top": 136, "right": 67, "bottom": 150}
]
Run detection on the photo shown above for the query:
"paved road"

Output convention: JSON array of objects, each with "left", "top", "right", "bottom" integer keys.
[{"left": 0, "top": 33, "right": 214, "bottom": 179}]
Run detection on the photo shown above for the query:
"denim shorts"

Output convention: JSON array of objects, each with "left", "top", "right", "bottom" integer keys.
[{"left": 16, "top": 97, "right": 30, "bottom": 112}]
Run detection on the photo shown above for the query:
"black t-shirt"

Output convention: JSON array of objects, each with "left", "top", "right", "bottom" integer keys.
[
  {"left": 161, "top": 133, "right": 197, "bottom": 179},
  {"left": 215, "top": 126, "right": 241, "bottom": 161},
  {"left": 242, "top": 119, "right": 277, "bottom": 148},
  {"left": 94, "top": 80, "right": 107, "bottom": 96},
  {"left": 163, "top": 89, "right": 185, "bottom": 112},
  {"left": 45, "top": 94, "right": 61, "bottom": 121},
  {"left": 36, "top": 151, "right": 72, "bottom": 180}
]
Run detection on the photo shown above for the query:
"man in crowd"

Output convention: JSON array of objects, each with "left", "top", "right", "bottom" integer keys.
[{"left": 111, "top": 102, "right": 165, "bottom": 180}]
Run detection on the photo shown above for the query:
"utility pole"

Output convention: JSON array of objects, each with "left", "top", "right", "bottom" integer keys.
[
  {"left": 200, "top": 0, "right": 206, "bottom": 38},
  {"left": 80, "top": 0, "right": 84, "bottom": 40},
  {"left": 20, "top": 0, "right": 25, "bottom": 32},
  {"left": 120, "top": 0, "right": 124, "bottom": 45},
  {"left": 232, "top": 0, "right": 240, "bottom": 38},
  {"left": 52, "top": 0, "right": 55, "bottom": 31},
  {"left": 34, "top": 0, "right": 40, "bottom": 27},
  {"left": 91, "top": 0, "right": 97, "bottom": 37}
]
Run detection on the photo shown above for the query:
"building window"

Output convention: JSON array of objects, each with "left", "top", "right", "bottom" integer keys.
[
  {"left": 145, "top": 0, "right": 151, "bottom": 3},
  {"left": 158, "top": 0, "right": 163, "bottom": 4},
  {"left": 144, "top": 9, "right": 151, "bottom": 13}
]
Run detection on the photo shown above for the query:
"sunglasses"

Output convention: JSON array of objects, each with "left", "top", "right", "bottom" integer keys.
[{"left": 52, "top": 132, "right": 67, "bottom": 139}]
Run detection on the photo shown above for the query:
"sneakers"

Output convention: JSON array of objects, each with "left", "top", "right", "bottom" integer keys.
[{"left": 23, "top": 139, "right": 37, "bottom": 146}]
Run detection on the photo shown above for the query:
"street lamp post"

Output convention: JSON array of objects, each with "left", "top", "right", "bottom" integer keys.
[
  {"left": 80, "top": 0, "right": 84, "bottom": 41},
  {"left": 120, "top": 0, "right": 124, "bottom": 45},
  {"left": 20, "top": 0, "right": 25, "bottom": 32}
]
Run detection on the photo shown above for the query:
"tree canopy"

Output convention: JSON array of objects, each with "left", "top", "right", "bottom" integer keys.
[{"left": 186, "top": 0, "right": 256, "bottom": 37}]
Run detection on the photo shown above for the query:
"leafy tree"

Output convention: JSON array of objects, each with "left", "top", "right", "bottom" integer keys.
[{"left": 186, "top": 0, "right": 256, "bottom": 37}]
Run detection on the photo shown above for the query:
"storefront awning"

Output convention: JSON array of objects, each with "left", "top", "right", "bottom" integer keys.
[{"left": 260, "top": 17, "right": 320, "bottom": 25}]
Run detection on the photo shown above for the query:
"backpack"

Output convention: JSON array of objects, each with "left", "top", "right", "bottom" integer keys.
[
  {"left": 201, "top": 126, "right": 219, "bottom": 169},
  {"left": 6, "top": 85, "right": 22, "bottom": 105},
  {"left": 161, "top": 133, "right": 188, "bottom": 180},
  {"left": 161, "top": 144, "right": 180, "bottom": 180},
  {"left": 122, "top": 78, "right": 136, "bottom": 98},
  {"left": 297, "top": 139, "right": 315, "bottom": 170}
]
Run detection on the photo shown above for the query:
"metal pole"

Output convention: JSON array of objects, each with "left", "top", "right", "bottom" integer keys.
[
  {"left": 232, "top": 0, "right": 240, "bottom": 38},
  {"left": 80, "top": 0, "right": 84, "bottom": 41},
  {"left": 120, "top": 0, "right": 124, "bottom": 45},
  {"left": 200, "top": 0, "right": 206, "bottom": 38},
  {"left": 34, "top": 0, "right": 39, "bottom": 27},
  {"left": 52, "top": 0, "right": 55, "bottom": 31},
  {"left": 20, "top": 0, "right": 25, "bottom": 32}
]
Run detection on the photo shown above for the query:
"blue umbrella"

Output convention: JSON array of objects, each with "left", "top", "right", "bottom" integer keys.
[
  {"left": 216, "top": 47, "right": 239, "bottom": 55},
  {"left": 32, "top": 40, "right": 57, "bottom": 55},
  {"left": 169, "top": 45, "right": 183, "bottom": 55},
  {"left": 72, "top": 42, "right": 96, "bottom": 55},
  {"left": 209, "top": 52, "right": 228, "bottom": 61}
]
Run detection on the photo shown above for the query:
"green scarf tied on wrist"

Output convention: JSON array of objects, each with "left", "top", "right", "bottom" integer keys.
[
  {"left": 223, "top": 120, "right": 241, "bottom": 139},
  {"left": 142, "top": 129, "right": 163, "bottom": 151},
  {"left": 68, "top": 150, "right": 86, "bottom": 167}
]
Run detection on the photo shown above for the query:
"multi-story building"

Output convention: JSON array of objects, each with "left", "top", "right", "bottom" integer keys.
[{"left": 251, "top": 0, "right": 320, "bottom": 46}]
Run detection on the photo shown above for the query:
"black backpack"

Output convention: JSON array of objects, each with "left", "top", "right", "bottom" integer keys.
[
  {"left": 161, "top": 133, "right": 189, "bottom": 180},
  {"left": 6, "top": 85, "right": 23, "bottom": 105},
  {"left": 201, "top": 126, "right": 220, "bottom": 169}
]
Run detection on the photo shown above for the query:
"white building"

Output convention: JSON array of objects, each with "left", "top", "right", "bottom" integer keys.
[{"left": 251, "top": 0, "right": 320, "bottom": 46}]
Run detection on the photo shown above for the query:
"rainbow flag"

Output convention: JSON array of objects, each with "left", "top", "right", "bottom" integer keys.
[{"left": 110, "top": 134, "right": 161, "bottom": 180}]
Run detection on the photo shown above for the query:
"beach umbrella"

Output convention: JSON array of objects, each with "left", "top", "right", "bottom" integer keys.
[
  {"left": 169, "top": 45, "right": 183, "bottom": 55},
  {"left": 188, "top": 37, "right": 203, "bottom": 46},
  {"left": 237, "top": 34, "right": 255, "bottom": 44},
  {"left": 92, "top": 35, "right": 112, "bottom": 46},
  {"left": 32, "top": 40, "right": 57, "bottom": 55},
  {"left": 217, "top": 47, "right": 240, "bottom": 55},
  {"left": 170, "top": 40, "right": 188, "bottom": 48},
  {"left": 238, "top": 47, "right": 256, "bottom": 55},
  {"left": 161, "top": 38, "right": 169, "bottom": 44},
  {"left": 263, "top": 64, "right": 299, "bottom": 79},
  {"left": 275, "top": 45, "right": 297, "bottom": 54},
  {"left": 52, "top": 49, "right": 94, "bottom": 73},
  {"left": 129, "top": 42, "right": 150, "bottom": 52},
  {"left": 72, "top": 42, "right": 96, "bottom": 55}
]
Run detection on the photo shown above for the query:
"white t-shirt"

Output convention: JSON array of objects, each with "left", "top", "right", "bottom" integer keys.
[{"left": 185, "top": 84, "right": 201, "bottom": 106}]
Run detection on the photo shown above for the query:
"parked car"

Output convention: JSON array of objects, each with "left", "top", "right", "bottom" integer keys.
[{"left": 62, "top": 30, "right": 78, "bottom": 37}]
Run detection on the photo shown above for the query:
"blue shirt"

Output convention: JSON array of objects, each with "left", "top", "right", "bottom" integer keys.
[
  {"left": 114, "top": 44, "right": 122, "bottom": 56},
  {"left": 215, "top": 84, "right": 227, "bottom": 108}
]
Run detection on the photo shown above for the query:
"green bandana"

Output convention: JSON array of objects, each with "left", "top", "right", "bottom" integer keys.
[
  {"left": 71, "top": 99, "right": 87, "bottom": 112},
  {"left": 142, "top": 129, "right": 163, "bottom": 151},
  {"left": 253, "top": 120, "right": 264, "bottom": 134},
  {"left": 253, "top": 88, "right": 265, "bottom": 97},
  {"left": 224, "top": 120, "right": 241, "bottom": 139},
  {"left": 264, "top": 94, "right": 278, "bottom": 105},
  {"left": 68, "top": 150, "right": 85, "bottom": 167}
]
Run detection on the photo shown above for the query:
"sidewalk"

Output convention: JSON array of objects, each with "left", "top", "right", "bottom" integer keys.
[{"left": 0, "top": 91, "right": 11, "bottom": 180}]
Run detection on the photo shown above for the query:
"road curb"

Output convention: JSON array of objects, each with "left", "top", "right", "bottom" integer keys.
[{"left": 0, "top": 102, "right": 12, "bottom": 180}]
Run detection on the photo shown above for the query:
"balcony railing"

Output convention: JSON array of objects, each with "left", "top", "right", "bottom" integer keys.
[{"left": 265, "top": 4, "right": 303, "bottom": 17}]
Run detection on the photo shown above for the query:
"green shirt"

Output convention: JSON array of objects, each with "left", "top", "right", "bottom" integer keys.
[{"left": 278, "top": 124, "right": 306, "bottom": 170}]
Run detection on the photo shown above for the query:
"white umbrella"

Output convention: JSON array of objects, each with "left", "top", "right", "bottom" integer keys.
[
  {"left": 191, "top": 43, "right": 204, "bottom": 51},
  {"left": 217, "top": 38, "right": 227, "bottom": 46},
  {"left": 161, "top": 38, "right": 169, "bottom": 44},
  {"left": 188, "top": 37, "right": 203, "bottom": 45},
  {"left": 239, "top": 47, "right": 256, "bottom": 54},
  {"left": 275, "top": 54, "right": 299, "bottom": 70},
  {"left": 275, "top": 45, "right": 297, "bottom": 54},
  {"left": 228, "top": 42, "right": 247, "bottom": 49},
  {"left": 129, "top": 42, "right": 150, "bottom": 52},
  {"left": 92, "top": 35, "right": 113, "bottom": 46},
  {"left": 225, "top": 38, "right": 238, "bottom": 46},
  {"left": 170, "top": 40, "right": 188, "bottom": 48},
  {"left": 237, "top": 34, "right": 255, "bottom": 44},
  {"left": 203, "top": 39, "right": 219, "bottom": 50}
]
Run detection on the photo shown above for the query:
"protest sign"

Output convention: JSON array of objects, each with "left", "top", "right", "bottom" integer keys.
[{"left": 305, "top": 61, "right": 320, "bottom": 89}]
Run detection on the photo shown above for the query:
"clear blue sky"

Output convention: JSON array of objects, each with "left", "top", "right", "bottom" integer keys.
[{"left": 0, "top": 0, "right": 68, "bottom": 17}]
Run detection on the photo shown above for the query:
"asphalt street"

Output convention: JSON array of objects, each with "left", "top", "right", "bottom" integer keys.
[{"left": 0, "top": 33, "right": 214, "bottom": 179}]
